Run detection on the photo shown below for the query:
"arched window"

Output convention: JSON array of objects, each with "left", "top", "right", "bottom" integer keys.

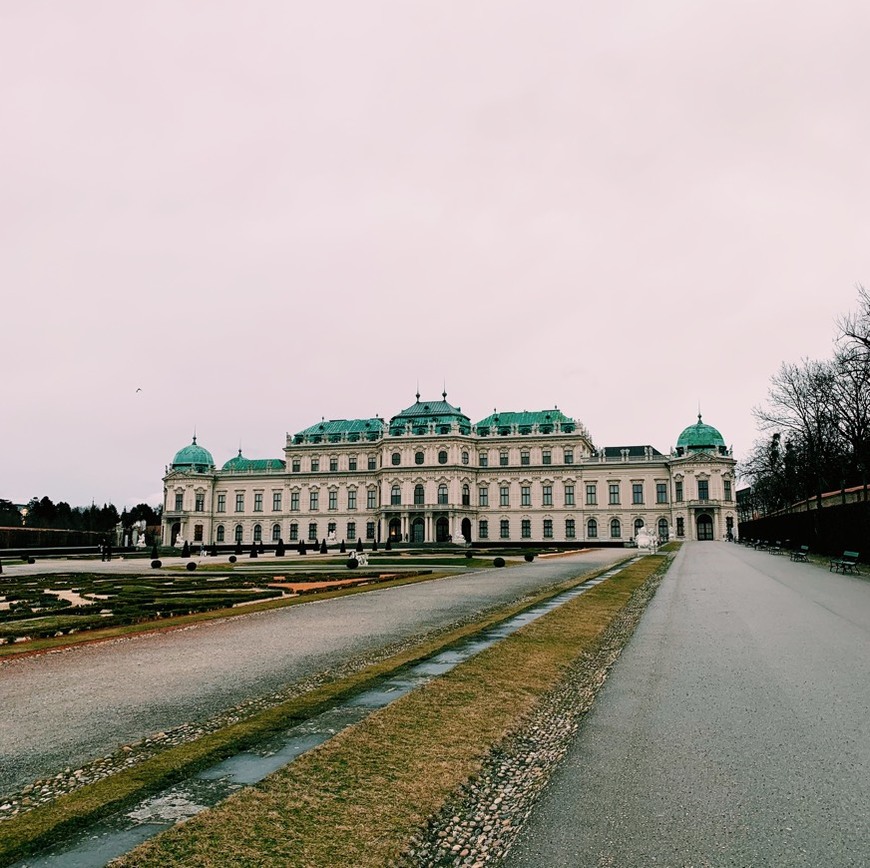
[
  {"left": 462, "top": 484, "right": 470, "bottom": 506},
  {"left": 415, "top": 451, "right": 424, "bottom": 465},
  {"left": 438, "top": 484, "right": 448, "bottom": 505},
  {"left": 438, "top": 450, "right": 448, "bottom": 464},
  {"left": 634, "top": 518, "right": 644, "bottom": 536},
  {"left": 272, "top": 523, "right": 281, "bottom": 542},
  {"left": 391, "top": 485, "right": 401, "bottom": 505},
  {"left": 657, "top": 518, "right": 669, "bottom": 540},
  {"left": 414, "top": 484, "right": 424, "bottom": 505},
  {"left": 610, "top": 518, "right": 621, "bottom": 538},
  {"left": 216, "top": 525, "right": 225, "bottom": 542},
  {"left": 587, "top": 518, "right": 597, "bottom": 538},
  {"left": 253, "top": 524, "right": 262, "bottom": 542},
  {"left": 235, "top": 524, "right": 244, "bottom": 543},
  {"left": 391, "top": 452, "right": 401, "bottom": 466}
]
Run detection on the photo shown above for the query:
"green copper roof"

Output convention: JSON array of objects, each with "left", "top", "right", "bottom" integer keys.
[
  {"left": 221, "top": 451, "right": 286, "bottom": 472},
  {"left": 475, "top": 408, "right": 575, "bottom": 435},
  {"left": 676, "top": 414, "right": 726, "bottom": 452},
  {"left": 389, "top": 394, "right": 471, "bottom": 435},
  {"left": 293, "top": 418, "right": 384, "bottom": 444},
  {"left": 171, "top": 437, "right": 215, "bottom": 471}
]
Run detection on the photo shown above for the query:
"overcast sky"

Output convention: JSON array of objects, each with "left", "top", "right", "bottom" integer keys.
[{"left": 2, "top": 1, "right": 868, "bottom": 509}]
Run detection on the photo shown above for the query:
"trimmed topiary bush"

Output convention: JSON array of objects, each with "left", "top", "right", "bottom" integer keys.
[
  {"left": 27, "top": 557, "right": 35, "bottom": 565},
  {"left": 493, "top": 557, "right": 506, "bottom": 568},
  {"left": 181, "top": 541, "right": 190, "bottom": 559},
  {"left": 346, "top": 558, "right": 359, "bottom": 569},
  {"left": 340, "top": 540, "right": 346, "bottom": 553},
  {"left": 228, "top": 555, "right": 237, "bottom": 563},
  {"left": 356, "top": 538, "right": 364, "bottom": 553},
  {"left": 150, "top": 559, "right": 162, "bottom": 568},
  {"left": 466, "top": 549, "right": 474, "bottom": 558},
  {"left": 524, "top": 552, "right": 535, "bottom": 562},
  {"left": 319, "top": 539, "right": 328, "bottom": 554},
  {"left": 186, "top": 561, "right": 197, "bottom": 571},
  {"left": 385, "top": 539, "right": 392, "bottom": 551}
]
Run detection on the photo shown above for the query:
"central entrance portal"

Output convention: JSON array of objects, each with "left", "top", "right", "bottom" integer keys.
[
  {"left": 696, "top": 514, "right": 714, "bottom": 540},
  {"left": 412, "top": 517, "right": 424, "bottom": 543},
  {"left": 436, "top": 516, "right": 450, "bottom": 542}
]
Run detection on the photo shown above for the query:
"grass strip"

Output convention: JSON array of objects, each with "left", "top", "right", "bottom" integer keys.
[
  {"left": 0, "top": 558, "right": 634, "bottom": 865},
  {"left": 114, "top": 556, "right": 668, "bottom": 868}
]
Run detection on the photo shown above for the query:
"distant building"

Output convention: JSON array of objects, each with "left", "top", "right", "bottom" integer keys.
[{"left": 161, "top": 394, "right": 737, "bottom": 547}]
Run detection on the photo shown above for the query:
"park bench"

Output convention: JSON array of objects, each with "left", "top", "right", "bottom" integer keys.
[
  {"left": 769, "top": 541, "right": 784, "bottom": 555},
  {"left": 754, "top": 540, "right": 769, "bottom": 551},
  {"left": 829, "top": 551, "right": 860, "bottom": 574},
  {"left": 790, "top": 545, "right": 809, "bottom": 562}
]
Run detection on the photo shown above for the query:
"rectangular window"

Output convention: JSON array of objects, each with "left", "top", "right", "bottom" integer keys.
[
  {"left": 391, "top": 487, "right": 401, "bottom": 505},
  {"left": 292, "top": 459, "right": 301, "bottom": 473},
  {"left": 675, "top": 481, "right": 683, "bottom": 502},
  {"left": 194, "top": 524, "right": 203, "bottom": 541},
  {"left": 542, "top": 485, "right": 553, "bottom": 506},
  {"left": 563, "top": 448, "right": 573, "bottom": 465},
  {"left": 348, "top": 489, "right": 357, "bottom": 510},
  {"left": 235, "top": 493, "right": 244, "bottom": 512},
  {"left": 368, "top": 456, "right": 377, "bottom": 470},
  {"left": 309, "top": 491, "right": 319, "bottom": 511},
  {"left": 632, "top": 483, "right": 643, "bottom": 505},
  {"left": 217, "top": 493, "right": 226, "bottom": 513},
  {"left": 195, "top": 493, "right": 204, "bottom": 512},
  {"left": 349, "top": 457, "right": 357, "bottom": 471},
  {"left": 254, "top": 493, "right": 263, "bottom": 512},
  {"left": 478, "top": 519, "right": 488, "bottom": 539},
  {"left": 308, "top": 522, "right": 318, "bottom": 541},
  {"left": 656, "top": 483, "right": 667, "bottom": 504},
  {"left": 564, "top": 484, "right": 575, "bottom": 506},
  {"left": 478, "top": 486, "right": 489, "bottom": 507},
  {"left": 328, "top": 490, "right": 337, "bottom": 510},
  {"left": 609, "top": 483, "right": 620, "bottom": 505},
  {"left": 724, "top": 480, "right": 732, "bottom": 501},
  {"left": 347, "top": 521, "right": 356, "bottom": 540},
  {"left": 542, "top": 449, "right": 551, "bottom": 465},
  {"left": 521, "top": 519, "right": 531, "bottom": 538},
  {"left": 311, "top": 459, "right": 319, "bottom": 472},
  {"left": 366, "top": 521, "right": 375, "bottom": 540},
  {"left": 521, "top": 450, "right": 530, "bottom": 466},
  {"left": 565, "top": 518, "right": 575, "bottom": 538},
  {"left": 586, "top": 484, "right": 597, "bottom": 505},
  {"left": 289, "top": 522, "right": 298, "bottom": 541},
  {"left": 290, "top": 492, "right": 299, "bottom": 511},
  {"left": 521, "top": 485, "right": 531, "bottom": 506},
  {"left": 500, "top": 519, "right": 510, "bottom": 539},
  {"left": 500, "top": 451, "right": 509, "bottom": 466},
  {"left": 272, "top": 492, "right": 282, "bottom": 511},
  {"left": 479, "top": 451, "right": 488, "bottom": 467},
  {"left": 543, "top": 519, "right": 553, "bottom": 538},
  {"left": 676, "top": 516, "right": 685, "bottom": 537},
  {"left": 175, "top": 492, "right": 183, "bottom": 511},
  {"left": 698, "top": 480, "right": 709, "bottom": 501},
  {"left": 367, "top": 489, "right": 377, "bottom": 509},
  {"left": 500, "top": 485, "right": 510, "bottom": 507},
  {"left": 329, "top": 458, "right": 338, "bottom": 472}
]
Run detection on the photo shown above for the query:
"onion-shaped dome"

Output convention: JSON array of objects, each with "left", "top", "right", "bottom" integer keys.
[
  {"left": 676, "top": 414, "right": 727, "bottom": 455},
  {"left": 170, "top": 436, "right": 215, "bottom": 472}
]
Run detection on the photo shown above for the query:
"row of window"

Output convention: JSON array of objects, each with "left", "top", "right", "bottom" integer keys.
[
  {"left": 213, "top": 521, "right": 378, "bottom": 544},
  {"left": 178, "top": 480, "right": 732, "bottom": 514}
]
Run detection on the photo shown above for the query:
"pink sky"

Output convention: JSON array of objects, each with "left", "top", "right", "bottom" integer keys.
[{"left": 2, "top": 1, "right": 868, "bottom": 507}]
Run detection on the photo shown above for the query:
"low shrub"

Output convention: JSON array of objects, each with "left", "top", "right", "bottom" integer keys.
[
  {"left": 150, "top": 560, "right": 162, "bottom": 569},
  {"left": 346, "top": 558, "right": 359, "bottom": 569},
  {"left": 186, "top": 562, "right": 197, "bottom": 572},
  {"left": 524, "top": 553, "right": 535, "bottom": 562},
  {"left": 493, "top": 557, "right": 506, "bottom": 568},
  {"left": 228, "top": 556, "right": 237, "bottom": 564}
]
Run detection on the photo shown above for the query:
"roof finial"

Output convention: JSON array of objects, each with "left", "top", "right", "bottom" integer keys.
[
  {"left": 442, "top": 379, "right": 447, "bottom": 401},
  {"left": 416, "top": 380, "right": 420, "bottom": 402},
  {"left": 192, "top": 426, "right": 197, "bottom": 445}
]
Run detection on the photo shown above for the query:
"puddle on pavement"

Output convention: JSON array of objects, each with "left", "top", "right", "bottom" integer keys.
[{"left": 12, "top": 560, "right": 633, "bottom": 867}]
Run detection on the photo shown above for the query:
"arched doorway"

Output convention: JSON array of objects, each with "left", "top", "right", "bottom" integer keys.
[
  {"left": 436, "top": 516, "right": 450, "bottom": 542},
  {"left": 170, "top": 522, "right": 181, "bottom": 546},
  {"left": 388, "top": 518, "right": 401, "bottom": 541},
  {"left": 696, "top": 514, "right": 714, "bottom": 540},
  {"left": 461, "top": 517, "right": 471, "bottom": 543},
  {"left": 657, "top": 517, "right": 669, "bottom": 541},
  {"left": 411, "top": 517, "right": 425, "bottom": 543}
]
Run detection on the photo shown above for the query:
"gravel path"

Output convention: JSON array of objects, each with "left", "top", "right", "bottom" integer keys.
[{"left": 0, "top": 550, "right": 627, "bottom": 798}]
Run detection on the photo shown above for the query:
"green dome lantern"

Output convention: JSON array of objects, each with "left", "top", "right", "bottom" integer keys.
[
  {"left": 675, "top": 414, "right": 727, "bottom": 456},
  {"left": 170, "top": 436, "right": 215, "bottom": 472}
]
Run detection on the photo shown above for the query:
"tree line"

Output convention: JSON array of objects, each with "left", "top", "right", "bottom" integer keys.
[
  {"left": 742, "top": 287, "right": 870, "bottom": 516},
  {"left": 0, "top": 497, "right": 161, "bottom": 532}
]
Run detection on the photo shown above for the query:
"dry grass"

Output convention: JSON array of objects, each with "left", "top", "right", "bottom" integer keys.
[{"left": 117, "top": 556, "right": 668, "bottom": 868}]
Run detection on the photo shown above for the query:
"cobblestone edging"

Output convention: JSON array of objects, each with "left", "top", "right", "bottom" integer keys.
[
  {"left": 0, "top": 582, "right": 574, "bottom": 823},
  {"left": 392, "top": 565, "right": 668, "bottom": 868}
]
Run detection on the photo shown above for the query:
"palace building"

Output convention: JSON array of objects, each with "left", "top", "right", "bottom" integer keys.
[{"left": 161, "top": 393, "right": 737, "bottom": 548}]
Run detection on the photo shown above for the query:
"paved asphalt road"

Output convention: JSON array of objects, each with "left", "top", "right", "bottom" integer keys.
[
  {"left": 0, "top": 549, "right": 627, "bottom": 797},
  {"left": 505, "top": 542, "right": 870, "bottom": 867}
]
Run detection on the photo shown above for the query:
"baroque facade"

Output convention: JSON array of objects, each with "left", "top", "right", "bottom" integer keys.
[{"left": 161, "top": 394, "right": 737, "bottom": 548}]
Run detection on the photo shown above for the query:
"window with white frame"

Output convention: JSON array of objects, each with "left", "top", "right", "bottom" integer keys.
[
  {"left": 542, "top": 485, "right": 553, "bottom": 506},
  {"left": 543, "top": 518, "right": 553, "bottom": 538},
  {"left": 500, "top": 519, "right": 510, "bottom": 539},
  {"left": 564, "top": 484, "right": 574, "bottom": 506}
]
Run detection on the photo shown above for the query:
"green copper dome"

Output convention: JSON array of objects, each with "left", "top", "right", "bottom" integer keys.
[
  {"left": 676, "top": 414, "right": 726, "bottom": 454},
  {"left": 171, "top": 437, "right": 215, "bottom": 472},
  {"left": 389, "top": 392, "right": 471, "bottom": 436}
]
